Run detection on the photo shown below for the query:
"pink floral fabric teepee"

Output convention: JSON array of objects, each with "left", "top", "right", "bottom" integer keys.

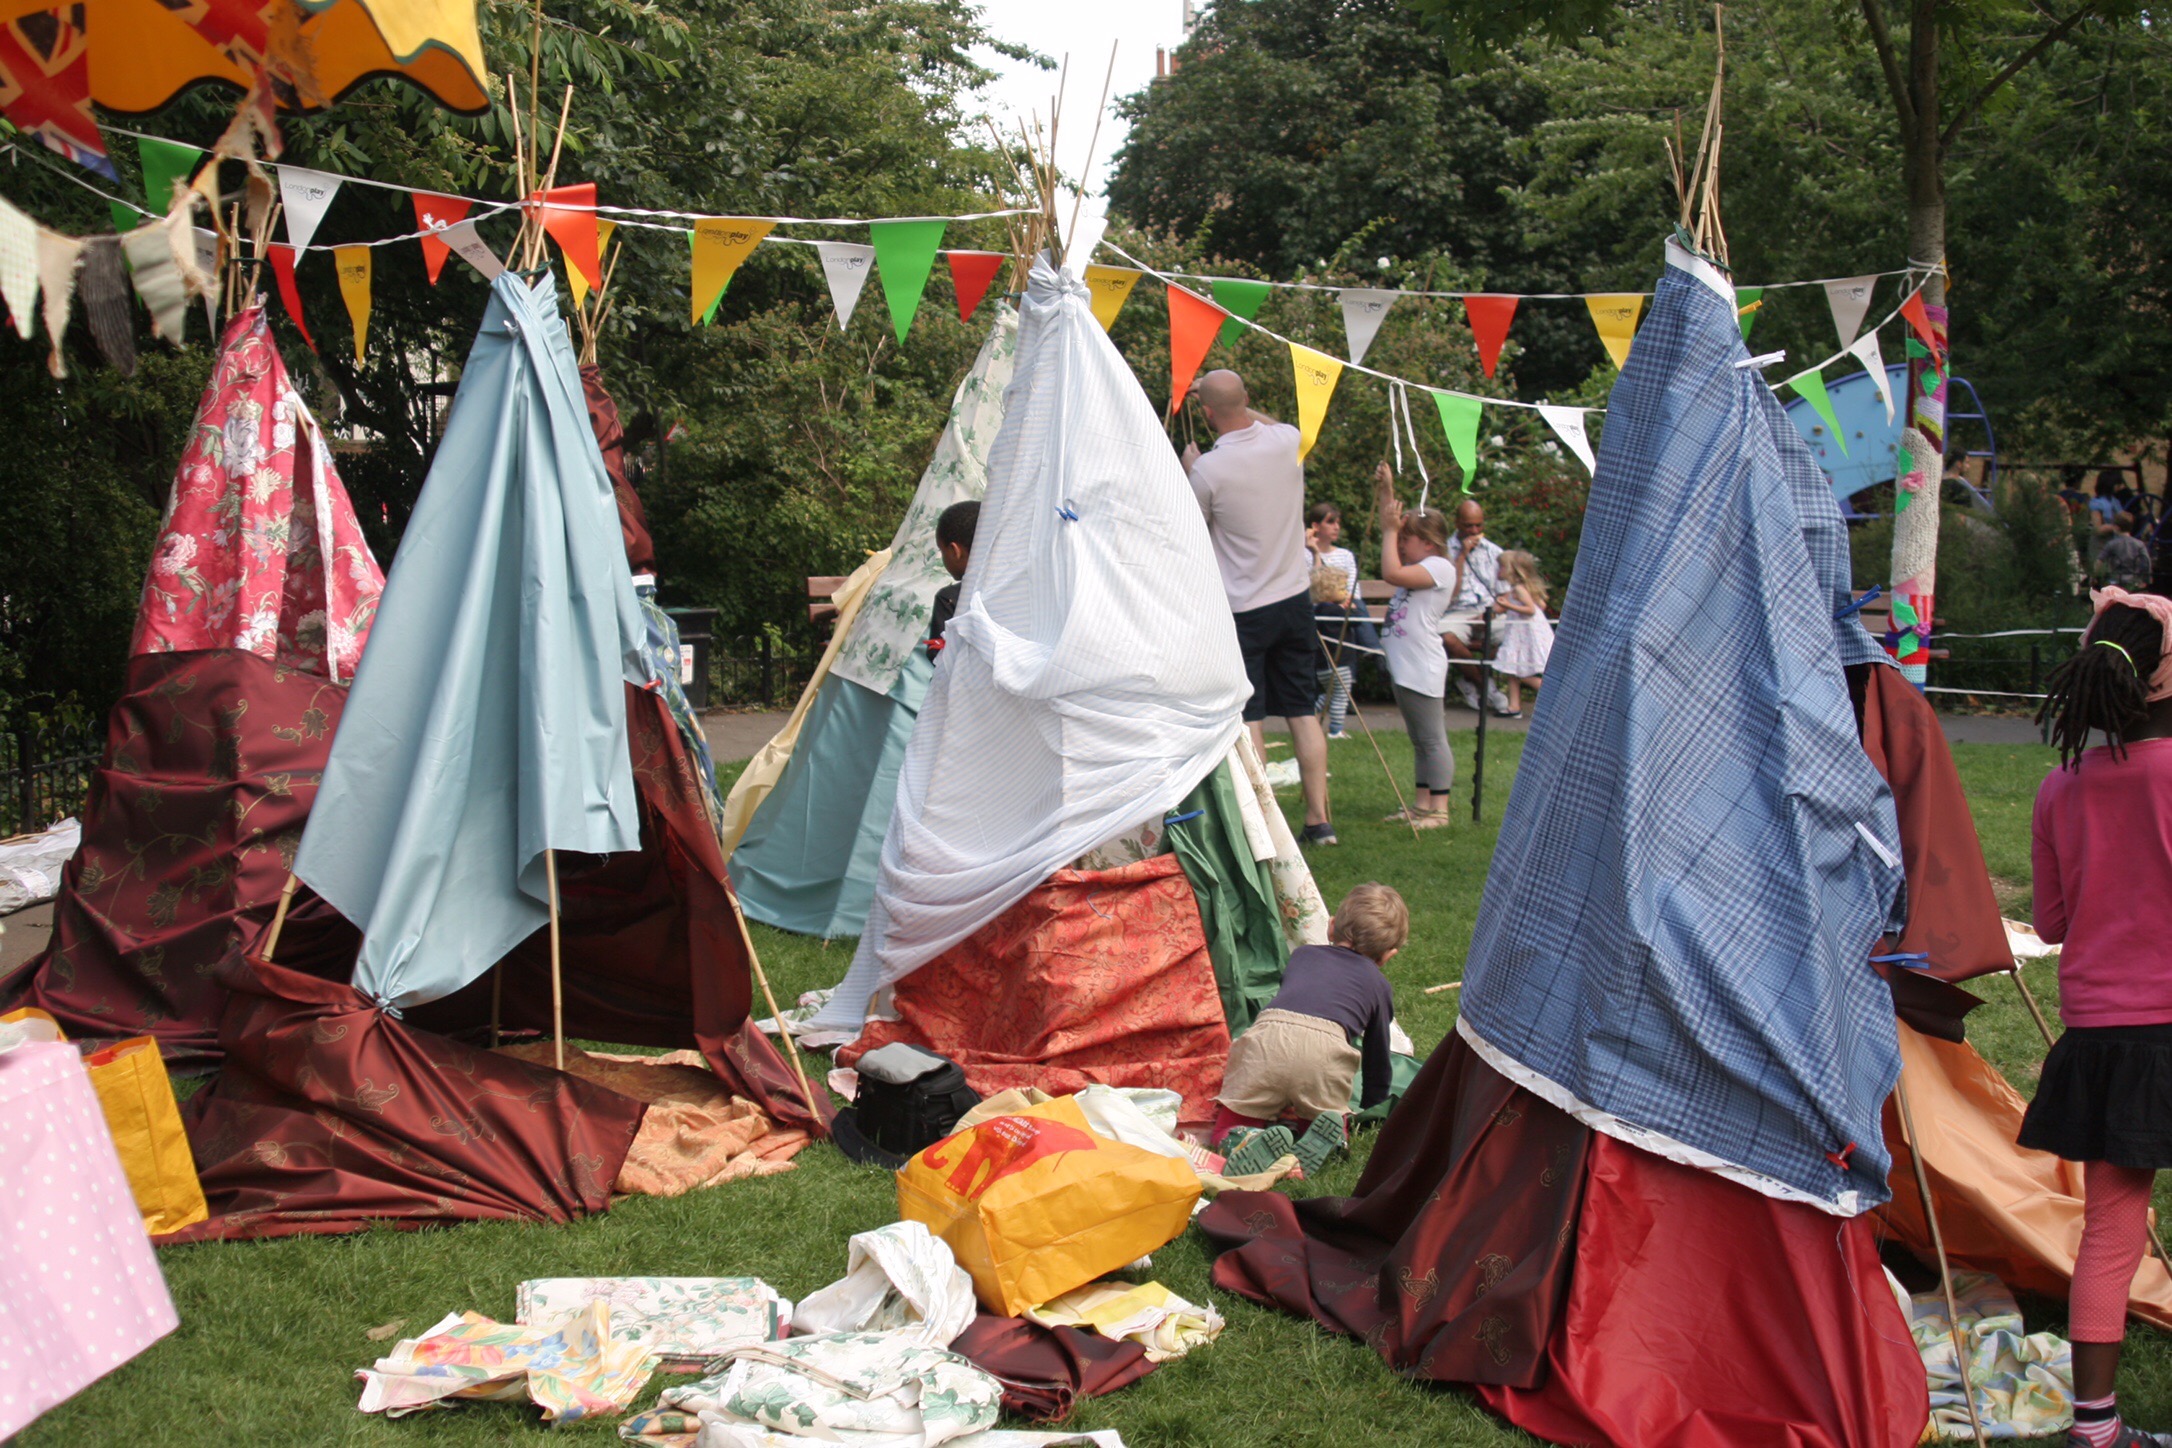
[{"left": 132, "top": 307, "right": 383, "bottom": 679}]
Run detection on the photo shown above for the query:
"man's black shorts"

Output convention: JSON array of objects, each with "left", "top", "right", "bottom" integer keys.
[{"left": 1231, "top": 588, "right": 1318, "bottom": 723}]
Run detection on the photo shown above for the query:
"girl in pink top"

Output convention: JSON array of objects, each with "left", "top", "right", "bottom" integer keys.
[{"left": 2016, "top": 588, "right": 2172, "bottom": 1448}]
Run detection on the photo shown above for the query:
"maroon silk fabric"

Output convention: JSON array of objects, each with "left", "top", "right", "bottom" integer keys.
[
  {"left": 157, "top": 955, "right": 644, "bottom": 1243},
  {"left": 1, "top": 650, "right": 348, "bottom": 1061},
  {"left": 1200, "top": 1033, "right": 1586, "bottom": 1385},
  {"left": 1201, "top": 1036, "right": 1928, "bottom": 1447},
  {"left": 948, "top": 1314, "right": 1155, "bottom": 1422},
  {"left": 1860, "top": 663, "right": 2011, "bottom": 982},
  {"left": 581, "top": 364, "right": 655, "bottom": 576}
]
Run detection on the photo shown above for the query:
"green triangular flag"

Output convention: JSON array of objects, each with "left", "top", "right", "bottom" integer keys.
[
  {"left": 1789, "top": 367, "right": 1847, "bottom": 457},
  {"left": 137, "top": 136, "right": 203, "bottom": 213},
  {"left": 1208, "top": 278, "right": 1271, "bottom": 349},
  {"left": 108, "top": 200, "right": 140, "bottom": 234},
  {"left": 1735, "top": 285, "right": 1764, "bottom": 340},
  {"left": 1430, "top": 390, "right": 1483, "bottom": 487},
  {"left": 869, "top": 218, "right": 945, "bottom": 344},
  {"left": 688, "top": 231, "right": 729, "bottom": 324}
]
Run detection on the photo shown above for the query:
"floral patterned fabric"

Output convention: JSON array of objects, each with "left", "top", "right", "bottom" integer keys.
[
  {"left": 829, "top": 305, "right": 1017, "bottom": 696},
  {"left": 629, "top": 1331, "right": 1001, "bottom": 1447},
  {"left": 516, "top": 1278, "right": 788, "bottom": 1371},
  {"left": 839, "top": 854, "right": 1232, "bottom": 1124},
  {"left": 356, "top": 1301, "right": 658, "bottom": 1422},
  {"left": 132, "top": 308, "right": 383, "bottom": 681},
  {"left": 1904, "top": 1271, "right": 2073, "bottom": 1440}
]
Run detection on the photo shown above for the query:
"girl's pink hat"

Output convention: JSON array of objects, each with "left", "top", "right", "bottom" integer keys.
[{"left": 2086, "top": 587, "right": 2172, "bottom": 702}]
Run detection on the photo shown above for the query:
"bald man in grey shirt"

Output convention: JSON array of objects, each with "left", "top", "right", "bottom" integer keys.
[{"left": 1182, "top": 369, "right": 1334, "bottom": 845}]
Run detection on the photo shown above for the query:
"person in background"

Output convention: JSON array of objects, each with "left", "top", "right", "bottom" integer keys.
[
  {"left": 1442, "top": 498, "right": 1517, "bottom": 717},
  {"left": 2059, "top": 467, "right": 2094, "bottom": 518},
  {"left": 1376, "top": 469, "right": 1460, "bottom": 829},
  {"left": 1306, "top": 499, "right": 1376, "bottom": 741},
  {"left": 1215, "top": 882, "right": 1405, "bottom": 1181},
  {"left": 1490, "top": 550, "right": 1554, "bottom": 717},
  {"left": 925, "top": 500, "right": 978, "bottom": 657},
  {"left": 2100, "top": 513, "right": 2154, "bottom": 593},
  {"left": 1183, "top": 369, "right": 1335, "bottom": 846},
  {"left": 2092, "top": 472, "right": 2126, "bottom": 528},
  {"left": 2015, "top": 590, "right": 2172, "bottom": 1448}
]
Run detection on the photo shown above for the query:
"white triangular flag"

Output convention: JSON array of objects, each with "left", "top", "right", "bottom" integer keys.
[
  {"left": 1536, "top": 403, "right": 1595, "bottom": 476},
  {"left": 1848, "top": 330, "right": 1893, "bottom": 424},
  {"left": 1059, "top": 189, "right": 1108, "bottom": 277},
  {"left": 36, "top": 229, "right": 82, "bottom": 377},
  {"left": 0, "top": 198, "right": 39, "bottom": 340},
  {"left": 278, "top": 166, "right": 343, "bottom": 253},
  {"left": 440, "top": 221, "right": 504, "bottom": 281},
  {"left": 813, "top": 241, "right": 876, "bottom": 330},
  {"left": 1338, "top": 288, "right": 1399, "bottom": 365},
  {"left": 1823, "top": 274, "right": 1877, "bottom": 349}
]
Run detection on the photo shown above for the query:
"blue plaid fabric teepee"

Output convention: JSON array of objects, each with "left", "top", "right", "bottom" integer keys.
[{"left": 1457, "top": 238, "right": 1907, "bottom": 1215}]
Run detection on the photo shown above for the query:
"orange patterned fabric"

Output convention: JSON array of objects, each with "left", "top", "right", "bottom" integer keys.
[{"left": 841, "top": 854, "right": 1230, "bottom": 1124}]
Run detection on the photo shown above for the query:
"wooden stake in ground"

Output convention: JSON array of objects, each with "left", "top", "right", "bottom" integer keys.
[
  {"left": 730, "top": 898, "right": 823, "bottom": 1133},
  {"left": 1894, "top": 1074, "right": 1992, "bottom": 1448},
  {"left": 545, "top": 848, "right": 565, "bottom": 1071}
]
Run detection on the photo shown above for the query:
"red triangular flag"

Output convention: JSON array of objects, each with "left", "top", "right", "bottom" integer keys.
[
  {"left": 530, "top": 183, "right": 602, "bottom": 289},
  {"left": 1167, "top": 283, "right": 1229, "bottom": 416},
  {"left": 1899, "top": 291, "right": 1940, "bottom": 355},
  {"left": 266, "top": 243, "right": 316, "bottom": 354},
  {"left": 411, "top": 192, "right": 471, "bottom": 286},
  {"left": 1463, "top": 294, "right": 1519, "bottom": 380},
  {"left": 945, "top": 250, "right": 1005, "bottom": 322}
]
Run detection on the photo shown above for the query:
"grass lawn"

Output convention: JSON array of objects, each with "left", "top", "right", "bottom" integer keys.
[{"left": 23, "top": 729, "right": 2172, "bottom": 1445}]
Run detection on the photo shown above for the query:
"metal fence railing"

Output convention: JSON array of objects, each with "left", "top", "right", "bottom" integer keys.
[
  {"left": 709, "top": 635, "right": 824, "bottom": 711},
  {"left": 2, "top": 716, "right": 98, "bottom": 837}
]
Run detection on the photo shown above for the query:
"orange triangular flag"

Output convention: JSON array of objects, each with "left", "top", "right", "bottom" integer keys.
[
  {"left": 1462, "top": 294, "right": 1518, "bottom": 380},
  {"left": 530, "top": 183, "right": 602, "bottom": 289},
  {"left": 1166, "top": 283, "right": 1227, "bottom": 416},
  {"left": 1899, "top": 291, "right": 1940, "bottom": 355},
  {"left": 411, "top": 193, "right": 470, "bottom": 286},
  {"left": 945, "top": 251, "right": 1005, "bottom": 322}
]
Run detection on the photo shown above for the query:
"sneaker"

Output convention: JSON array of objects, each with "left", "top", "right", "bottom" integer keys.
[
  {"left": 1221, "top": 1125, "right": 1297, "bottom": 1178},
  {"left": 1300, "top": 822, "right": 1338, "bottom": 847},
  {"left": 1294, "top": 1113, "right": 1349, "bottom": 1177},
  {"left": 2069, "top": 1426, "right": 2172, "bottom": 1447},
  {"left": 1455, "top": 680, "right": 1482, "bottom": 711},
  {"left": 1325, "top": 729, "right": 1350, "bottom": 741}
]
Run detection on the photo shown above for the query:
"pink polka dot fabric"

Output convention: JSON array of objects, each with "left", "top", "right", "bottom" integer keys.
[{"left": 0, "top": 1040, "right": 179, "bottom": 1437}]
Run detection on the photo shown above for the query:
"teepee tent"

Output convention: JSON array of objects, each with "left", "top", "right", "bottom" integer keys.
[
  {"left": 2, "top": 307, "right": 384, "bottom": 1058},
  {"left": 724, "top": 305, "right": 1019, "bottom": 939},
  {"left": 161, "top": 275, "right": 825, "bottom": 1242},
  {"left": 1201, "top": 236, "right": 1931, "bottom": 1447},
  {"left": 804, "top": 258, "right": 1328, "bottom": 1123}
]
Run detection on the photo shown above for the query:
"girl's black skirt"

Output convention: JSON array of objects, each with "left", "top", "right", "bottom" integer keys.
[{"left": 2017, "top": 1022, "right": 2172, "bottom": 1169}]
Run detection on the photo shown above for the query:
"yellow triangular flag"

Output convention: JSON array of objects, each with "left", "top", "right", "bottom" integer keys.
[
  {"left": 691, "top": 217, "right": 775, "bottom": 325},
  {"left": 1289, "top": 342, "right": 1343, "bottom": 459},
  {"left": 334, "top": 245, "right": 371, "bottom": 367},
  {"left": 1584, "top": 293, "right": 1644, "bottom": 369},
  {"left": 568, "top": 219, "right": 618, "bottom": 307},
  {"left": 1083, "top": 265, "right": 1142, "bottom": 331}
]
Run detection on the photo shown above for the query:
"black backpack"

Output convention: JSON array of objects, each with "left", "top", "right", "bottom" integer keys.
[{"left": 835, "top": 1043, "right": 980, "bottom": 1167}]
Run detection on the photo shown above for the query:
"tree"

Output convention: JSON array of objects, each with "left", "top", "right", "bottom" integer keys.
[{"left": 1406, "top": 0, "right": 2146, "bottom": 668}]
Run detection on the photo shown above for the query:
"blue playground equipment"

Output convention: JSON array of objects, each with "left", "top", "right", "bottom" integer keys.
[{"left": 1781, "top": 363, "right": 1997, "bottom": 514}]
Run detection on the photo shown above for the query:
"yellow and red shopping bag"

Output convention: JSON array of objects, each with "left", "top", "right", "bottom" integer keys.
[
  {"left": 3, "top": 1008, "right": 207, "bottom": 1235},
  {"left": 897, "top": 1095, "right": 1199, "bottom": 1316}
]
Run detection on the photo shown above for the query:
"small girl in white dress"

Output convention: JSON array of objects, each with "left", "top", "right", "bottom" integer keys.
[{"left": 1492, "top": 550, "right": 1554, "bottom": 716}]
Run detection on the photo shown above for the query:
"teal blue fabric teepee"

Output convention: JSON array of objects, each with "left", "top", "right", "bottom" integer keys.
[
  {"left": 294, "top": 273, "right": 648, "bottom": 1011},
  {"left": 731, "top": 306, "right": 1017, "bottom": 938}
]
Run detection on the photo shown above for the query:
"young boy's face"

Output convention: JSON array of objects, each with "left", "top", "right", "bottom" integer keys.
[{"left": 940, "top": 540, "right": 970, "bottom": 580}]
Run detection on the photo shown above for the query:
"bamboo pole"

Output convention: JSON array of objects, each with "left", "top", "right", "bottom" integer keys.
[
  {"left": 730, "top": 902, "right": 822, "bottom": 1133},
  {"left": 1894, "top": 1076, "right": 1991, "bottom": 1448},
  {"left": 260, "top": 872, "right": 299, "bottom": 963},
  {"left": 545, "top": 848, "right": 565, "bottom": 1071}
]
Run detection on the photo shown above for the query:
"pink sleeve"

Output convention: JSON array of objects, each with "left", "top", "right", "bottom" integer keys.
[{"left": 2031, "top": 780, "right": 2068, "bottom": 946}]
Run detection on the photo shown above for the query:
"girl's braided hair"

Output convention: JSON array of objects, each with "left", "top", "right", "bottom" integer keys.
[{"left": 2035, "top": 602, "right": 2165, "bottom": 767}]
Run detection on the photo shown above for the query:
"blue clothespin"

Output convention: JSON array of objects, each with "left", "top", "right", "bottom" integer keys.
[
  {"left": 1870, "top": 950, "right": 1932, "bottom": 971},
  {"left": 1836, "top": 584, "right": 1883, "bottom": 622},
  {"left": 1163, "top": 809, "right": 1204, "bottom": 826},
  {"left": 1056, "top": 500, "right": 1080, "bottom": 522}
]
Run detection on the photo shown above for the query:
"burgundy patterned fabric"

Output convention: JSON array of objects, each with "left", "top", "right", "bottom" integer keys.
[
  {"left": 157, "top": 955, "right": 643, "bottom": 1243},
  {"left": 2, "top": 650, "right": 347, "bottom": 1060},
  {"left": 581, "top": 364, "right": 655, "bottom": 576},
  {"left": 948, "top": 1314, "right": 1155, "bottom": 1422}
]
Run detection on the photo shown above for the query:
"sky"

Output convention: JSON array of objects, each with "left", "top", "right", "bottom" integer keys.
[{"left": 966, "top": 0, "right": 1192, "bottom": 201}]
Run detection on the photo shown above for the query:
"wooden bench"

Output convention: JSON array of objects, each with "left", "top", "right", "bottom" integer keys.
[{"left": 806, "top": 575, "right": 849, "bottom": 627}]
